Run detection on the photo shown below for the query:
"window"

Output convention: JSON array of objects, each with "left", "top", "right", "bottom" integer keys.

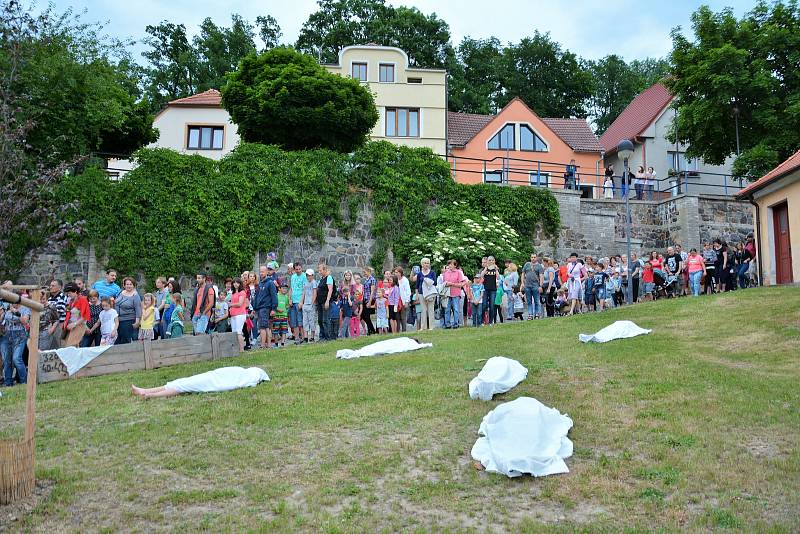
[
  {"left": 520, "top": 125, "right": 547, "bottom": 151},
  {"left": 351, "top": 62, "right": 367, "bottom": 81},
  {"left": 667, "top": 151, "right": 698, "bottom": 172},
  {"left": 484, "top": 170, "right": 503, "bottom": 184},
  {"left": 187, "top": 126, "right": 224, "bottom": 150},
  {"left": 385, "top": 108, "right": 420, "bottom": 137},
  {"left": 529, "top": 172, "right": 549, "bottom": 187},
  {"left": 407, "top": 77, "right": 422, "bottom": 84},
  {"left": 379, "top": 63, "right": 394, "bottom": 82},
  {"left": 488, "top": 124, "right": 515, "bottom": 150}
]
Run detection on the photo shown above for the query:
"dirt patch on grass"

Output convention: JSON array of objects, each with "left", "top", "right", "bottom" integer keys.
[
  {"left": 743, "top": 436, "right": 790, "bottom": 460},
  {"left": 0, "top": 479, "right": 54, "bottom": 529}
]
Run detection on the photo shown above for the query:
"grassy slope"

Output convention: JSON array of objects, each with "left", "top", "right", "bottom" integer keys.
[{"left": 2, "top": 287, "right": 798, "bottom": 533}]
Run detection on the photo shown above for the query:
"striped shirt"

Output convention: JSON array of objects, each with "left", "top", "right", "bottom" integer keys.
[
  {"left": 48, "top": 292, "right": 69, "bottom": 323},
  {"left": 362, "top": 276, "right": 376, "bottom": 304}
]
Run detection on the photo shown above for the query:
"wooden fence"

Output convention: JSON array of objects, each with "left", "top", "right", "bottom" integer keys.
[{"left": 37, "top": 332, "right": 241, "bottom": 384}]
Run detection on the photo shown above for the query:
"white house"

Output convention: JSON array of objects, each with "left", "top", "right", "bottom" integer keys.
[{"left": 600, "top": 83, "right": 739, "bottom": 197}]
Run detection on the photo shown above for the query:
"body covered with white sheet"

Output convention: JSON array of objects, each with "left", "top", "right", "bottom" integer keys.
[
  {"left": 165, "top": 366, "right": 269, "bottom": 393},
  {"left": 469, "top": 357, "right": 527, "bottom": 401},
  {"left": 579, "top": 320, "right": 651, "bottom": 343},
  {"left": 472, "top": 397, "right": 573, "bottom": 477},
  {"left": 336, "top": 337, "right": 432, "bottom": 360}
]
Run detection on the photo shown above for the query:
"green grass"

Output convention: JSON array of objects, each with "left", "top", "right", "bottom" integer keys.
[{"left": 2, "top": 287, "right": 799, "bottom": 532}]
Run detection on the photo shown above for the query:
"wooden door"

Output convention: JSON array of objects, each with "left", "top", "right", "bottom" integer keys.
[{"left": 773, "top": 202, "right": 793, "bottom": 284}]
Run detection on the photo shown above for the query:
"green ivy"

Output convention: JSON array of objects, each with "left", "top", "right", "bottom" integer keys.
[{"left": 59, "top": 141, "right": 560, "bottom": 286}]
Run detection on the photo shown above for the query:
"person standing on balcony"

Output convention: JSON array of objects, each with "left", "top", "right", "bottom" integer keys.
[
  {"left": 646, "top": 166, "right": 656, "bottom": 200},
  {"left": 634, "top": 165, "right": 645, "bottom": 200},
  {"left": 564, "top": 159, "right": 577, "bottom": 190}
]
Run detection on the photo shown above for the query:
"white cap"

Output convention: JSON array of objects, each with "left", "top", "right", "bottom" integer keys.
[{"left": 305, "top": 268, "right": 314, "bottom": 275}]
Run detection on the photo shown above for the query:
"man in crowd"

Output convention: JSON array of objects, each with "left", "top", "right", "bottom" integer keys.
[
  {"left": 665, "top": 246, "right": 685, "bottom": 296},
  {"left": 521, "top": 253, "right": 544, "bottom": 319},
  {"left": 253, "top": 263, "right": 278, "bottom": 348},
  {"left": 315, "top": 263, "right": 335, "bottom": 340},
  {"left": 73, "top": 276, "right": 89, "bottom": 297},
  {"left": 191, "top": 273, "right": 215, "bottom": 335},
  {"left": 92, "top": 269, "right": 121, "bottom": 299},
  {"left": 47, "top": 279, "right": 69, "bottom": 332}
]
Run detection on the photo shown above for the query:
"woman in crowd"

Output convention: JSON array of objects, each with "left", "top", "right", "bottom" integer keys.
[
  {"left": 1, "top": 298, "right": 29, "bottom": 386},
  {"left": 503, "top": 261, "right": 519, "bottom": 321},
  {"left": 634, "top": 165, "right": 646, "bottom": 200},
  {"left": 735, "top": 242, "right": 752, "bottom": 289},
  {"left": 360, "top": 267, "right": 377, "bottom": 336},
  {"left": 416, "top": 258, "right": 437, "bottom": 331},
  {"left": 713, "top": 238, "right": 729, "bottom": 293},
  {"left": 702, "top": 242, "right": 717, "bottom": 294},
  {"left": 229, "top": 277, "right": 248, "bottom": 352},
  {"left": 685, "top": 248, "right": 707, "bottom": 296},
  {"left": 115, "top": 277, "right": 142, "bottom": 344}
]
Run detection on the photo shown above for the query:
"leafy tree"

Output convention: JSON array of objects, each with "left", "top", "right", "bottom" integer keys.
[
  {"left": 221, "top": 47, "right": 378, "bottom": 152},
  {"left": 448, "top": 37, "right": 503, "bottom": 114},
  {"left": 497, "top": 32, "right": 594, "bottom": 117},
  {"left": 373, "top": 6, "right": 452, "bottom": 68},
  {"left": 142, "top": 21, "right": 199, "bottom": 106},
  {"left": 193, "top": 15, "right": 257, "bottom": 91},
  {"left": 667, "top": 2, "right": 800, "bottom": 178},
  {"left": 255, "top": 15, "right": 282, "bottom": 49},
  {"left": 629, "top": 57, "right": 670, "bottom": 87}
]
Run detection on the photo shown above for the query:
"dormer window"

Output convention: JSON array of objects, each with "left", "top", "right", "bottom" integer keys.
[
  {"left": 488, "top": 124, "right": 515, "bottom": 150},
  {"left": 351, "top": 62, "right": 367, "bottom": 81},
  {"left": 379, "top": 63, "right": 395, "bottom": 82}
]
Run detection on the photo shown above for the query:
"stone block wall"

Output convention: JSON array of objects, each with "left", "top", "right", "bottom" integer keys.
[{"left": 16, "top": 192, "right": 753, "bottom": 287}]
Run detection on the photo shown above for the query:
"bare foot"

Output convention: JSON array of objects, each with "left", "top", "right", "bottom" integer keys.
[{"left": 131, "top": 385, "right": 145, "bottom": 397}]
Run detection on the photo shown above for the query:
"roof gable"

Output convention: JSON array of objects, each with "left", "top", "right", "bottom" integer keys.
[
  {"left": 599, "top": 83, "right": 673, "bottom": 153},
  {"left": 737, "top": 148, "right": 800, "bottom": 197},
  {"left": 448, "top": 97, "right": 600, "bottom": 153},
  {"left": 168, "top": 89, "right": 222, "bottom": 107}
]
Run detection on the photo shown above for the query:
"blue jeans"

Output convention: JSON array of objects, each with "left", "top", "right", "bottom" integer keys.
[
  {"left": 524, "top": 287, "right": 541, "bottom": 317},
  {"left": 288, "top": 304, "right": 302, "bottom": 329},
  {"left": 446, "top": 295, "right": 462, "bottom": 328},
  {"left": 317, "top": 304, "right": 331, "bottom": 340},
  {"left": 483, "top": 290, "right": 497, "bottom": 324},
  {"left": 689, "top": 270, "right": 702, "bottom": 296},
  {"left": 737, "top": 263, "right": 750, "bottom": 288},
  {"left": 471, "top": 302, "right": 483, "bottom": 326},
  {"left": 505, "top": 290, "right": 515, "bottom": 320},
  {"left": 191, "top": 314, "right": 209, "bottom": 335},
  {"left": 2, "top": 330, "right": 28, "bottom": 386}
]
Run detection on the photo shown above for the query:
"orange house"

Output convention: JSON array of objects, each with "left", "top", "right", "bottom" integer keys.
[{"left": 447, "top": 97, "right": 603, "bottom": 196}]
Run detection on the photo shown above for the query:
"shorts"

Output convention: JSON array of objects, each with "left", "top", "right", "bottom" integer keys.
[
  {"left": 138, "top": 328, "right": 154, "bottom": 341},
  {"left": 257, "top": 308, "right": 272, "bottom": 329},
  {"left": 101, "top": 333, "right": 117, "bottom": 345},
  {"left": 643, "top": 282, "right": 655, "bottom": 294},
  {"left": 302, "top": 306, "right": 316, "bottom": 333},
  {"left": 594, "top": 287, "right": 606, "bottom": 300},
  {"left": 273, "top": 317, "right": 288, "bottom": 336},
  {"left": 230, "top": 314, "right": 246, "bottom": 335},
  {"left": 288, "top": 304, "right": 302, "bottom": 328},
  {"left": 388, "top": 305, "right": 398, "bottom": 321}
]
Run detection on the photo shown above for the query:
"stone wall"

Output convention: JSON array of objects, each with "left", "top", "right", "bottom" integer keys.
[{"left": 16, "top": 192, "right": 753, "bottom": 287}]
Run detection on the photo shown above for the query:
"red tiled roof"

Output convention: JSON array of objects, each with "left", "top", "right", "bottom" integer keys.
[
  {"left": 599, "top": 83, "right": 673, "bottom": 153},
  {"left": 737, "top": 148, "right": 800, "bottom": 197},
  {"left": 168, "top": 89, "right": 222, "bottom": 106},
  {"left": 541, "top": 118, "right": 601, "bottom": 153},
  {"left": 447, "top": 111, "right": 493, "bottom": 147}
]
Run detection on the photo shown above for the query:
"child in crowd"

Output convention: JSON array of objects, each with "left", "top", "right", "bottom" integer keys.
[
  {"left": 593, "top": 262, "right": 609, "bottom": 311},
  {"left": 214, "top": 293, "right": 230, "bottom": 333},
  {"left": 554, "top": 287, "right": 569, "bottom": 315},
  {"left": 603, "top": 173, "right": 614, "bottom": 199},
  {"left": 339, "top": 286, "right": 353, "bottom": 338},
  {"left": 470, "top": 275, "right": 484, "bottom": 327},
  {"left": 168, "top": 293, "right": 185, "bottom": 338},
  {"left": 273, "top": 284, "right": 290, "bottom": 347},
  {"left": 300, "top": 268, "right": 317, "bottom": 343},
  {"left": 611, "top": 270, "right": 624, "bottom": 307},
  {"left": 642, "top": 261, "right": 655, "bottom": 300},
  {"left": 328, "top": 293, "right": 340, "bottom": 341},
  {"left": 387, "top": 276, "right": 400, "bottom": 333},
  {"left": 512, "top": 286, "right": 525, "bottom": 320},
  {"left": 83, "top": 289, "right": 102, "bottom": 347},
  {"left": 138, "top": 293, "right": 156, "bottom": 341},
  {"left": 375, "top": 287, "right": 389, "bottom": 334},
  {"left": 349, "top": 289, "right": 362, "bottom": 338},
  {"left": 99, "top": 297, "right": 119, "bottom": 345}
]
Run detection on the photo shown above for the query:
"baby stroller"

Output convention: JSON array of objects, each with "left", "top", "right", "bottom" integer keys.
[{"left": 652, "top": 270, "right": 678, "bottom": 299}]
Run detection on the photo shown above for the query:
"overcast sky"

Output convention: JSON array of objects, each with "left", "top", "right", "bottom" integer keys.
[{"left": 49, "top": 0, "right": 755, "bottom": 62}]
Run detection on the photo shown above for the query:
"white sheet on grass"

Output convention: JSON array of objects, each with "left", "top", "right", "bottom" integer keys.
[
  {"left": 578, "top": 320, "right": 652, "bottom": 343},
  {"left": 469, "top": 357, "right": 528, "bottom": 401},
  {"left": 41, "top": 345, "right": 113, "bottom": 376},
  {"left": 471, "top": 397, "right": 573, "bottom": 477},
  {"left": 336, "top": 337, "right": 432, "bottom": 360},
  {"left": 165, "top": 366, "right": 269, "bottom": 393}
]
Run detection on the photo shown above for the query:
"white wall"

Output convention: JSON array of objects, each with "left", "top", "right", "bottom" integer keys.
[{"left": 151, "top": 106, "right": 239, "bottom": 160}]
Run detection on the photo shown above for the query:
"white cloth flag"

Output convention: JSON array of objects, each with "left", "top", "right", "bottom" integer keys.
[
  {"left": 578, "top": 320, "right": 652, "bottom": 343},
  {"left": 471, "top": 397, "right": 573, "bottom": 478},
  {"left": 165, "top": 366, "right": 269, "bottom": 393},
  {"left": 41, "top": 345, "right": 113, "bottom": 376},
  {"left": 336, "top": 337, "right": 432, "bottom": 360},
  {"left": 469, "top": 357, "right": 528, "bottom": 401}
]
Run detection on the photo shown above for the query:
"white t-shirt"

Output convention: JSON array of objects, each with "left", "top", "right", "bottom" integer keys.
[{"left": 99, "top": 308, "right": 118, "bottom": 335}]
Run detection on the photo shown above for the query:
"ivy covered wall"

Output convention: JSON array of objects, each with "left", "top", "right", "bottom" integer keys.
[{"left": 56, "top": 141, "right": 561, "bottom": 284}]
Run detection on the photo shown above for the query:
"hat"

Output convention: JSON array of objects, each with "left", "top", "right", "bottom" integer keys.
[
  {"left": 63, "top": 283, "right": 80, "bottom": 294},
  {"left": 280, "top": 283, "right": 289, "bottom": 288},
  {"left": 266, "top": 261, "right": 279, "bottom": 270},
  {"left": 305, "top": 268, "right": 314, "bottom": 275}
]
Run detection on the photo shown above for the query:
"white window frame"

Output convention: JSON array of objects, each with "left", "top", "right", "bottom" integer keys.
[
  {"left": 519, "top": 123, "right": 549, "bottom": 152},
  {"left": 487, "top": 123, "right": 515, "bottom": 150}
]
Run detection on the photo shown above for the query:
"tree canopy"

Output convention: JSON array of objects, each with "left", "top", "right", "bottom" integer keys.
[
  {"left": 221, "top": 47, "right": 378, "bottom": 152},
  {"left": 667, "top": 1, "right": 800, "bottom": 178}
]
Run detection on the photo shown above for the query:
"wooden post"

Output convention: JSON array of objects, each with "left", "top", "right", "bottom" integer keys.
[{"left": 24, "top": 290, "right": 42, "bottom": 441}]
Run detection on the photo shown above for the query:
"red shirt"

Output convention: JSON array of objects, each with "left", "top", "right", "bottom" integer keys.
[
  {"left": 642, "top": 268, "right": 654, "bottom": 283},
  {"left": 649, "top": 258, "right": 663, "bottom": 271},
  {"left": 64, "top": 295, "right": 90, "bottom": 327}
]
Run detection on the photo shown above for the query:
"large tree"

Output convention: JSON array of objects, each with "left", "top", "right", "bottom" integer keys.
[
  {"left": 0, "top": 2, "right": 155, "bottom": 277},
  {"left": 497, "top": 32, "right": 594, "bottom": 117},
  {"left": 667, "top": 1, "right": 800, "bottom": 178},
  {"left": 448, "top": 37, "right": 503, "bottom": 114},
  {"left": 221, "top": 47, "right": 378, "bottom": 152},
  {"left": 193, "top": 15, "right": 257, "bottom": 91}
]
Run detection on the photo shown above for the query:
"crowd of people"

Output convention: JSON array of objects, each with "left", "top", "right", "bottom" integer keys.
[{"left": 0, "top": 234, "right": 757, "bottom": 388}]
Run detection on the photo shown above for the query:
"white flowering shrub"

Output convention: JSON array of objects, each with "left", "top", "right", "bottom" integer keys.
[{"left": 407, "top": 201, "right": 526, "bottom": 272}]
